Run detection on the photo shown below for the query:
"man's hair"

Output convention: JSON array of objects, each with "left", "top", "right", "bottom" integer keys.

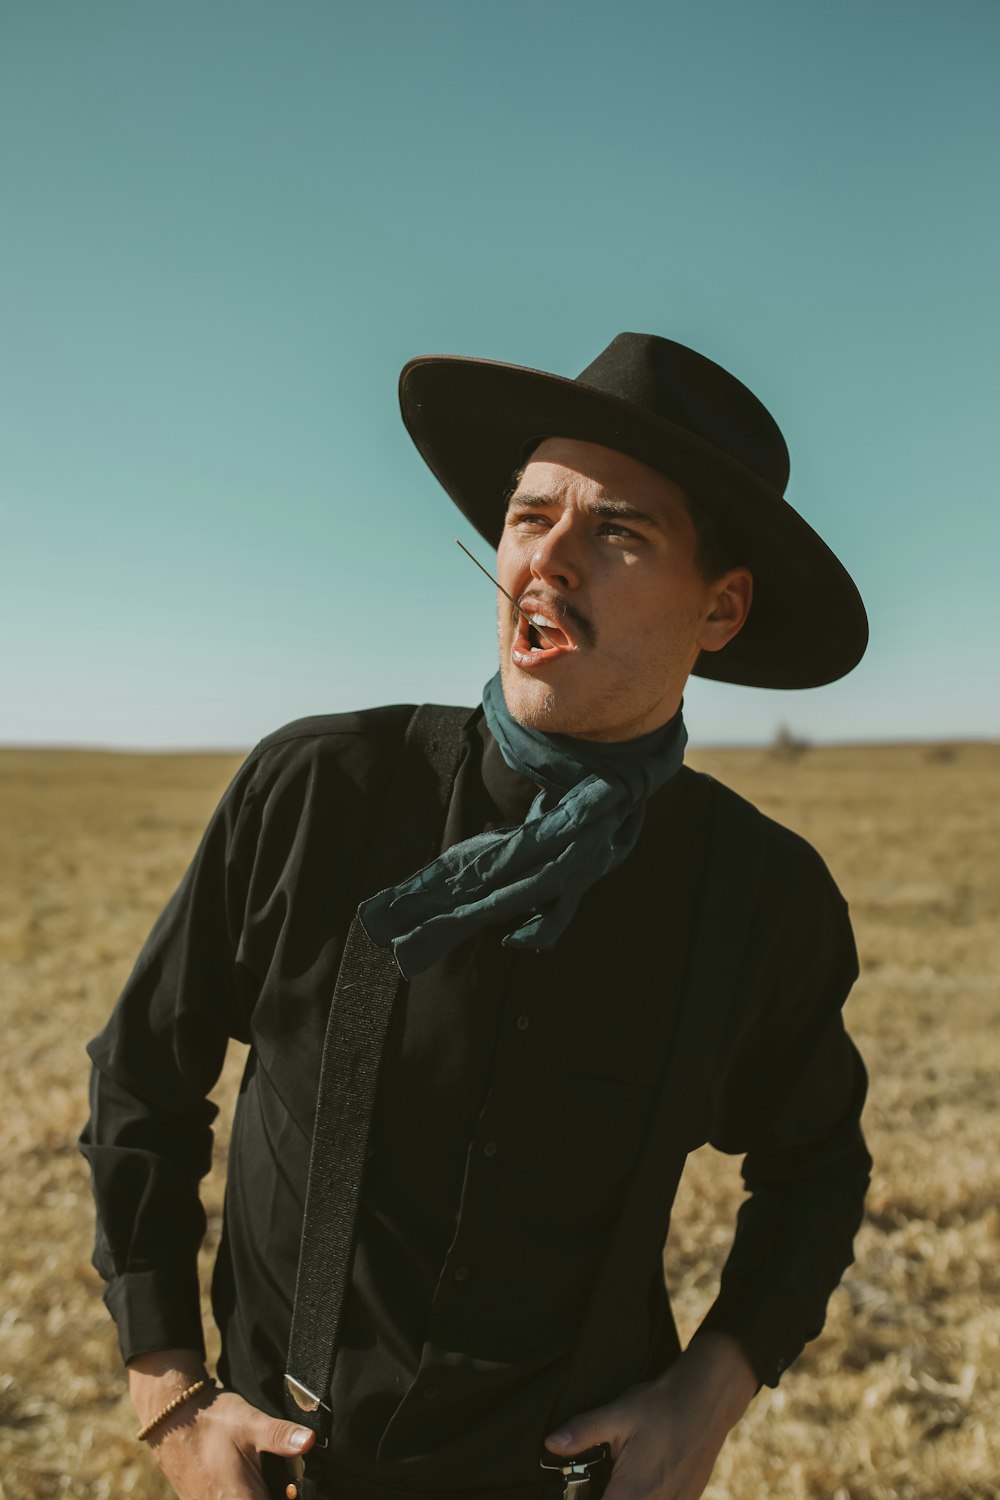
[
  {"left": 503, "top": 459, "right": 745, "bottom": 585},
  {"left": 680, "top": 489, "right": 747, "bottom": 583}
]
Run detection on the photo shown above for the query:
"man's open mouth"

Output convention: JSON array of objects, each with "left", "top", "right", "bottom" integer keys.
[{"left": 511, "top": 608, "right": 577, "bottom": 668}]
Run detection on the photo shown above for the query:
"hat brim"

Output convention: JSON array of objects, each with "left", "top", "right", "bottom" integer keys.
[{"left": 400, "top": 355, "right": 868, "bottom": 690}]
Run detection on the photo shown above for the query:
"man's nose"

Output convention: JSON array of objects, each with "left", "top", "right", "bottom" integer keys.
[{"left": 529, "top": 522, "right": 581, "bottom": 592}]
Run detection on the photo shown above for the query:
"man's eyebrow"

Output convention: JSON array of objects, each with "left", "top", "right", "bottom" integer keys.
[
  {"left": 505, "top": 489, "right": 552, "bottom": 512},
  {"left": 506, "top": 490, "right": 663, "bottom": 529},
  {"left": 590, "top": 497, "right": 663, "bottom": 529}
]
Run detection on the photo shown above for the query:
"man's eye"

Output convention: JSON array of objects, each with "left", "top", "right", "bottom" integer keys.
[{"left": 599, "top": 523, "right": 638, "bottom": 540}]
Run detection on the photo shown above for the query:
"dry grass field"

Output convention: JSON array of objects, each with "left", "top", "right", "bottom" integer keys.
[{"left": 1, "top": 737, "right": 997, "bottom": 1499}]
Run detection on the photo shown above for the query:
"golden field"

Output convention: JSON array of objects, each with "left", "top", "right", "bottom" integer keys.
[{"left": 0, "top": 738, "right": 997, "bottom": 1499}]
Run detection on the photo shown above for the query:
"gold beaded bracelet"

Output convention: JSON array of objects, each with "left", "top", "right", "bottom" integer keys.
[{"left": 135, "top": 1377, "right": 212, "bottom": 1442}]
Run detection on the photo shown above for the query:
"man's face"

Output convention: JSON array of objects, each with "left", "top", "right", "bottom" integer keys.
[{"left": 496, "top": 438, "right": 751, "bottom": 741}]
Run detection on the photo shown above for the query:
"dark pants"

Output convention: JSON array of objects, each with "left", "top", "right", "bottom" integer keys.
[
  {"left": 260, "top": 1451, "right": 606, "bottom": 1500},
  {"left": 260, "top": 1453, "right": 347, "bottom": 1499}
]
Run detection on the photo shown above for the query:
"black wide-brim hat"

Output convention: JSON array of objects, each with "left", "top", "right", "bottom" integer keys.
[{"left": 399, "top": 332, "right": 868, "bottom": 689}]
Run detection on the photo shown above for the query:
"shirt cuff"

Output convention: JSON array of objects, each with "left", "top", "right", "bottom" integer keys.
[
  {"left": 102, "top": 1269, "right": 207, "bottom": 1366},
  {"left": 694, "top": 1285, "right": 820, "bottom": 1389}
]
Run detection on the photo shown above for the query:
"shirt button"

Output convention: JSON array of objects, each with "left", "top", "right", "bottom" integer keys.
[
  {"left": 516, "top": 1015, "right": 530, "bottom": 1031},
  {"left": 483, "top": 1141, "right": 498, "bottom": 1157},
  {"left": 424, "top": 1386, "right": 441, "bottom": 1401},
  {"left": 454, "top": 1265, "right": 471, "bottom": 1281}
]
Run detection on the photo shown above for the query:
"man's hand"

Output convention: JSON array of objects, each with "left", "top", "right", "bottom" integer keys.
[
  {"left": 128, "top": 1349, "right": 315, "bottom": 1500},
  {"left": 544, "top": 1332, "right": 758, "bottom": 1500}
]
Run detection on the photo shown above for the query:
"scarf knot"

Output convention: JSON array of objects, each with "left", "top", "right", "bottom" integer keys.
[{"left": 359, "top": 673, "right": 687, "bottom": 978}]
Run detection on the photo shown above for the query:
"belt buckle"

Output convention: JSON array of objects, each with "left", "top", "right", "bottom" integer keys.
[{"left": 540, "top": 1442, "right": 611, "bottom": 1499}]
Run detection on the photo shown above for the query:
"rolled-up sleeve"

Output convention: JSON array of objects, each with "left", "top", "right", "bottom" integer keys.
[
  {"left": 79, "top": 751, "right": 261, "bottom": 1363},
  {"left": 695, "top": 868, "right": 872, "bottom": 1388}
]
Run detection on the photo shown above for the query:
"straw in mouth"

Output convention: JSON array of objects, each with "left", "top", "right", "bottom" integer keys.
[{"left": 454, "top": 538, "right": 562, "bottom": 649}]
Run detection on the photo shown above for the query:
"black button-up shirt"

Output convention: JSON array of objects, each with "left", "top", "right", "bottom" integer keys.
[{"left": 81, "top": 705, "right": 871, "bottom": 1492}]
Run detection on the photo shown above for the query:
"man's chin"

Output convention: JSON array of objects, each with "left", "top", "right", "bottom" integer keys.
[
  {"left": 497, "top": 664, "right": 594, "bottom": 735},
  {"left": 497, "top": 664, "right": 561, "bottom": 730}
]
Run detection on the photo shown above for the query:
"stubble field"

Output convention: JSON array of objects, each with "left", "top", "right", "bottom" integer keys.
[{"left": 0, "top": 737, "right": 997, "bottom": 1499}]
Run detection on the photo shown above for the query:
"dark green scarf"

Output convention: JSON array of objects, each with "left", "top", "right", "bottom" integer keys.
[{"left": 359, "top": 672, "right": 688, "bottom": 979}]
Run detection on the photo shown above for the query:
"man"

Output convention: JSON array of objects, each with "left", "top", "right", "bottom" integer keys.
[{"left": 81, "top": 333, "right": 872, "bottom": 1500}]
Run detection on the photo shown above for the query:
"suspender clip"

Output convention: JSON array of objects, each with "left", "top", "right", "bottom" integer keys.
[
  {"left": 540, "top": 1442, "right": 611, "bottom": 1499},
  {"left": 284, "top": 1373, "right": 331, "bottom": 1446}
]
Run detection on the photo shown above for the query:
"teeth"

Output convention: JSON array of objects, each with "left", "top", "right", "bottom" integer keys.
[{"left": 528, "top": 612, "right": 557, "bottom": 629}]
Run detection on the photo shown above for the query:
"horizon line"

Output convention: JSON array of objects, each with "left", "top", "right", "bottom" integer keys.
[{"left": 1, "top": 732, "right": 996, "bottom": 756}]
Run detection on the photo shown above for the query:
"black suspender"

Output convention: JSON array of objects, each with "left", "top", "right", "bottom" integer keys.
[{"left": 284, "top": 704, "right": 470, "bottom": 1443}]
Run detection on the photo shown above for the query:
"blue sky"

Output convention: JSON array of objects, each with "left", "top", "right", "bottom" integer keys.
[{"left": 2, "top": 0, "right": 997, "bottom": 748}]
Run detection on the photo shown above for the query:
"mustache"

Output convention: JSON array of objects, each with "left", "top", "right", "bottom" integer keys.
[{"left": 514, "top": 594, "right": 596, "bottom": 649}]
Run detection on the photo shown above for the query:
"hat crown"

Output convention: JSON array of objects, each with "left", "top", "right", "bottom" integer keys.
[{"left": 576, "top": 333, "right": 790, "bottom": 493}]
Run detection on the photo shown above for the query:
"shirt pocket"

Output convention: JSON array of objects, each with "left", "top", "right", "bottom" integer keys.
[{"left": 555, "top": 1070, "right": 659, "bottom": 1206}]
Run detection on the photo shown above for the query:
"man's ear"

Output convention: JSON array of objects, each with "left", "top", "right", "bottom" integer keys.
[{"left": 698, "top": 569, "right": 753, "bottom": 654}]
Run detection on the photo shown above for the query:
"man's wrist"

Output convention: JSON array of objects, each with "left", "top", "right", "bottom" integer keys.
[
  {"left": 126, "top": 1348, "right": 210, "bottom": 1428},
  {"left": 652, "top": 1330, "right": 758, "bottom": 1434}
]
